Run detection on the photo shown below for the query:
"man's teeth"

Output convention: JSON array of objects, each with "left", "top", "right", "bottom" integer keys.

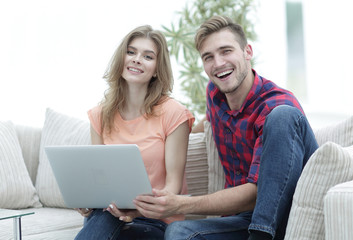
[
  {"left": 129, "top": 67, "right": 142, "bottom": 73},
  {"left": 216, "top": 70, "right": 233, "bottom": 77}
]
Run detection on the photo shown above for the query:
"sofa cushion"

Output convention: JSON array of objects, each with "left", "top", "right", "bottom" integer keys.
[
  {"left": 284, "top": 142, "right": 353, "bottom": 240},
  {"left": 0, "top": 208, "right": 83, "bottom": 239},
  {"left": 314, "top": 115, "right": 353, "bottom": 147},
  {"left": 15, "top": 124, "right": 42, "bottom": 185},
  {"left": 324, "top": 179, "right": 353, "bottom": 240},
  {"left": 35, "top": 108, "right": 90, "bottom": 208},
  {"left": 204, "top": 120, "right": 225, "bottom": 194},
  {"left": 185, "top": 133, "right": 209, "bottom": 196},
  {"left": 0, "top": 121, "right": 42, "bottom": 208}
]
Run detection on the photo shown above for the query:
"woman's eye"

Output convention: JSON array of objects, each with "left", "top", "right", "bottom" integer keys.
[
  {"left": 127, "top": 50, "right": 135, "bottom": 55},
  {"left": 144, "top": 55, "right": 153, "bottom": 60}
]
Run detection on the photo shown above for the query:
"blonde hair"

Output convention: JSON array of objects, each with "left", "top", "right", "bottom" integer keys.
[
  {"left": 101, "top": 25, "right": 173, "bottom": 134},
  {"left": 195, "top": 15, "right": 248, "bottom": 52}
]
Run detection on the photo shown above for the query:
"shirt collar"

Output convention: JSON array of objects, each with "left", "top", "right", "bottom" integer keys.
[{"left": 209, "top": 69, "right": 263, "bottom": 115}]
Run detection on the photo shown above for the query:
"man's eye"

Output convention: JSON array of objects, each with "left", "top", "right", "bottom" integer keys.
[{"left": 204, "top": 56, "right": 213, "bottom": 62}]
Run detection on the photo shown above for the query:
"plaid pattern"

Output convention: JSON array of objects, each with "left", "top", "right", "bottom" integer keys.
[{"left": 206, "top": 70, "right": 303, "bottom": 188}]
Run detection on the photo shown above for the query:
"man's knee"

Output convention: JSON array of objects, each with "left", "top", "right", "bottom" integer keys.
[
  {"left": 267, "top": 105, "right": 302, "bottom": 123},
  {"left": 264, "top": 105, "right": 303, "bottom": 131}
]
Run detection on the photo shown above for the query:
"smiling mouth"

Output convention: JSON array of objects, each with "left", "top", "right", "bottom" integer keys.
[
  {"left": 215, "top": 69, "right": 234, "bottom": 79},
  {"left": 128, "top": 67, "right": 143, "bottom": 73}
]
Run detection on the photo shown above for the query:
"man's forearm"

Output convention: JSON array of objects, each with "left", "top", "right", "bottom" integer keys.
[{"left": 179, "top": 183, "right": 257, "bottom": 216}]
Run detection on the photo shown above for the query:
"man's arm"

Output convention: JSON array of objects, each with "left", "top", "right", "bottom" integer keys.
[
  {"left": 191, "top": 116, "right": 207, "bottom": 133},
  {"left": 134, "top": 182, "right": 257, "bottom": 219}
]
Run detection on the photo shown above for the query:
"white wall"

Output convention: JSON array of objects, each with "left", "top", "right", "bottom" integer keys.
[
  {"left": 0, "top": 0, "right": 188, "bottom": 127},
  {"left": 254, "top": 0, "right": 353, "bottom": 128},
  {"left": 1, "top": 0, "right": 352, "bottom": 128}
]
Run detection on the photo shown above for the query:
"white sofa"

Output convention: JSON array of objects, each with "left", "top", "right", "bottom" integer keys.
[{"left": 1, "top": 108, "right": 353, "bottom": 240}]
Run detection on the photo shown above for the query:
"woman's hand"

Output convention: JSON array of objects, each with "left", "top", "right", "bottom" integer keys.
[
  {"left": 76, "top": 208, "right": 93, "bottom": 217},
  {"left": 106, "top": 203, "right": 141, "bottom": 222}
]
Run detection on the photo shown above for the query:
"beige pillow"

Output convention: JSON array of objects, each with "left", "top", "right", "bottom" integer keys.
[
  {"left": 314, "top": 115, "right": 353, "bottom": 147},
  {"left": 204, "top": 121, "right": 225, "bottom": 193},
  {"left": 284, "top": 142, "right": 353, "bottom": 240},
  {"left": 0, "top": 121, "right": 42, "bottom": 208},
  {"left": 35, "top": 108, "right": 90, "bottom": 208}
]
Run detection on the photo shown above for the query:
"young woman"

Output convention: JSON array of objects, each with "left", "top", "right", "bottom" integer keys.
[{"left": 74, "top": 25, "right": 194, "bottom": 240}]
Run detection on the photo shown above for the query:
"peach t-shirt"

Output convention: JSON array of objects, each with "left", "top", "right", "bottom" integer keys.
[{"left": 87, "top": 97, "right": 194, "bottom": 224}]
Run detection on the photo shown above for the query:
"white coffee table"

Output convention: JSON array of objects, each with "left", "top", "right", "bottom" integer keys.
[{"left": 0, "top": 209, "right": 34, "bottom": 240}]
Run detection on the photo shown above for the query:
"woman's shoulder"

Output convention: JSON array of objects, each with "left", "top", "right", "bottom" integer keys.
[
  {"left": 159, "top": 97, "right": 186, "bottom": 110},
  {"left": 88, "top": 105, "right": 102, "bottom": 117}
]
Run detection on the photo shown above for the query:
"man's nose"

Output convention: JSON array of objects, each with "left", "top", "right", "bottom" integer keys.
[{"left": 214, "top": 55, "right": 225, "bottom": 67}]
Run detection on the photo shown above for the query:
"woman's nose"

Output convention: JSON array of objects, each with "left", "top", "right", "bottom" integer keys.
[{"left": 132, "top": 55, "right": 141, "bottom": 64}]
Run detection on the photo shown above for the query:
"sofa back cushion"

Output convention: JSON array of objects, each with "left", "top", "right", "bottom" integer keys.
[
  {"left": 314, "top": 115, "right": 353, "bottom": 147},
  {"left": 0, "top": 121, "right": 42, "bottom": 208},
  {"left": 15, "top": 124, "right": 42, "bottom": 184},
  {"left": 35, "top": 108, "right": 91, "bottom": 208}
]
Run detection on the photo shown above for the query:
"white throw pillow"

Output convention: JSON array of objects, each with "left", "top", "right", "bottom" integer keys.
[
  {"left": 35, "top": 108, "right": 90, "bottom": 208},
  {"left": 284, "top": 142, "right": 353, "bottom": 240},
  {"left": 0, "top": 121, "right": 42, "bottom": 208}
]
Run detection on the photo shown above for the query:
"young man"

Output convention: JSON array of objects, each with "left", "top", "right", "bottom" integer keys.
[{"left": 133, "top": 16, "right": 319, "bottom": 240}]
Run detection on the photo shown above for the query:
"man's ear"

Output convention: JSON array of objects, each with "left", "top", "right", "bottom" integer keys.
[{"left": 244, "top": 44, "right": 253, "bottom": 60}]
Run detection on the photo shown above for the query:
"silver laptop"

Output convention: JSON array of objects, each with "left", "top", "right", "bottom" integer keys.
[{"left": 45, "top": 144, "right": 152, "bottom": 209}]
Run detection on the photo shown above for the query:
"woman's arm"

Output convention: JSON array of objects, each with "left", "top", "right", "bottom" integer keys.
[
  {"left": 90, "top": 124, "right": 104, "bottom": 145},
  {"left": 163, "top": 120, "right": 190, "bottom": 194}
]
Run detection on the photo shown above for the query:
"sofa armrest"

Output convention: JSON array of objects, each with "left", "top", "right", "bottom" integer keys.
[{"left": 324, "top": 180, "right": 353, "bottom": 240}]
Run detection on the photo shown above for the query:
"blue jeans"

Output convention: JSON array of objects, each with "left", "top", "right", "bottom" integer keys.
[
  {"left": 165, "top": 212, "right": 252, "bottom": 240},
  {"left": 74, "top": 209, "right": 167, "bottom": 240},
  {"left": 165, "top": 105, "right": 318, "bottom": 240}
]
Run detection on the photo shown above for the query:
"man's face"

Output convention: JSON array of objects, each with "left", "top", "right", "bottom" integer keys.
[{"left": 199, "top": 29, "right": 252, "bottom": 94}]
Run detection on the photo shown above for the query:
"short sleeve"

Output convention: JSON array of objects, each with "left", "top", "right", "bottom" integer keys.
[
  {"left": 161, "top": 99, "right": 195, "bottom": 136},
  {"left": 87, "top": 105, "right": 103, "bottom": 136}
]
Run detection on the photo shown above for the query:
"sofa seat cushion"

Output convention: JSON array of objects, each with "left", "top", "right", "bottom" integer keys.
[
  {"left": 0, "top": 208, "right": 83, "bottom": 240},
  {"left": 284, "top": 143, "right": 353, "bottom": 239}
]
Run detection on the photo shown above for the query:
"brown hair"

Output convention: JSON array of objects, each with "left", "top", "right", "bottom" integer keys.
[
  {"left": 101, "top": 25, "right": 173, "bottom": 134},
  {"left": 195, "top": 15, "right": 248, "bottom": 52}
]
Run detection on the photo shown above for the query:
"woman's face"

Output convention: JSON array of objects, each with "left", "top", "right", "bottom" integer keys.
[{"left": 122, "top": 37, "right": 158, "bottom": 86}]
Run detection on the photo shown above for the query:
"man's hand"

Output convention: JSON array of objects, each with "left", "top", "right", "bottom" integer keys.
[
  {"left": 134, "top": 189, "right": 182, "bottom": 219},
  {"left": 106, "top": 203, "right": 141, "bottom": 222}
]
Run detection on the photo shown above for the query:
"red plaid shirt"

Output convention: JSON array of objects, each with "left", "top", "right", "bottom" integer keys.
[{"left": 206, "top": 70, "right": 303, "bottom": 188}]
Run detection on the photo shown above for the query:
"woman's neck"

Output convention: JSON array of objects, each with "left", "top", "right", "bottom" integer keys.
[{"left": 120, "top": 85, "right": 147, "bottom": 120}]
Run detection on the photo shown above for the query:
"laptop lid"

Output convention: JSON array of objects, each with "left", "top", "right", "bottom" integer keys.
[{"left": 45, "top": 144, "right": 152, "bottom": 209}]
